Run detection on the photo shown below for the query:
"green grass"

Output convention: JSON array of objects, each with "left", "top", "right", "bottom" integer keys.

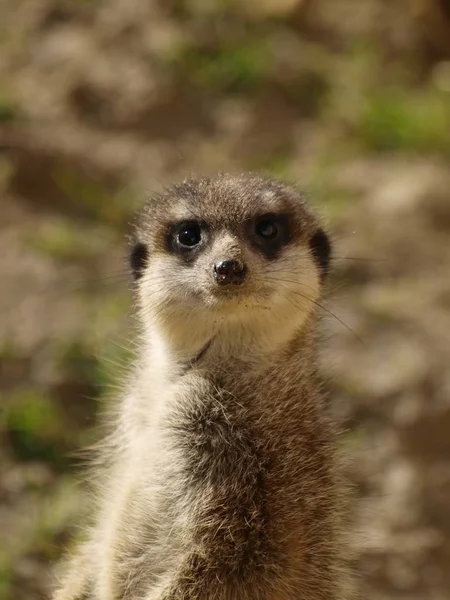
[
  {"left": 300, "top": 149, "right": 361, "bottom": 219},
  {"left": 175, "top": 39, "right": 270, "bottom": 93},
  {"left": 2, "top": 388, "right": 66, "bottom": 464},
  {"left": 1, "top": 341, "right": 107, "bottom": 467},
  {"left": 0, "top": 563, "right": 13, "bottom": 600},
  {"left": 0, "top": 157, "right": 14, "bottom": 194},
  {"left": 356, "top": 87, "right": 450, "bottom": 156},
  {"left": 59, "top": 341, "right": 101, "bottom": 387},
  {"left": 249, "top": 148, "right": 291, "bottom": 178},
  {"left": 58, "top": 338, "right": 132, "bottom": 391},
  {"left": 52, "top": 166, "right": 140, "bottom": 227},
  {"left": 0, "top": 88, "right": 19, "bottom": 123},
  {"left": 26, "top": 220, "right": 105, "bottom": 260},
  {"left": 0, "top": 477, "right": 85, "bottom": 600}
]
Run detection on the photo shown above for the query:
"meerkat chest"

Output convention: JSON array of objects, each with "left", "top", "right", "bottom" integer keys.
[
  {"left": 153, "top": 372, "right": 277, "bottom": 567},
  {"left": 159, "top": 371, "right": 266, "bottom": 492}
]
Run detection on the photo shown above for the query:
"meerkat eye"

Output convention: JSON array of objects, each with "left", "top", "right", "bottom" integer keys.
[
  {"left": 178, "top": 224, "right": 201, "bottom": 247},
  {"left": 255, "top": 218, "right": 279, "bottom": 240},
  {"left": 170, "top": 221, "right": 205, "bottom": 253},
  {"left": 250, "top": 213, "right": 290, "bottom": 259}
]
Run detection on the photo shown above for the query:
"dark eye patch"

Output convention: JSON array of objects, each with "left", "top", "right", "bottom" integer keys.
[
  {"left": 250, "top": 213, "right": 291, "bottom": 259},
  {"left": 309, "top": 228, "right": 331, "bottom": 281},
  {"left": 130, "top": 242, "right": 149, "bottom": 280}
]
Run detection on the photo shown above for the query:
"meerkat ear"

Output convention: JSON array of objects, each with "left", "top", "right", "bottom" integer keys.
[
  {"left": 130, "top": 241, "right": 149, "bottom": 281},
  {"left": 309, "top": 228, "right": 331, "bottom": 281}
]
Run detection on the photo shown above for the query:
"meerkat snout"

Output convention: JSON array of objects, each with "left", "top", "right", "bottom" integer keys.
[{"left": 213, "top": 259, "right": 247, "bottom": 285}]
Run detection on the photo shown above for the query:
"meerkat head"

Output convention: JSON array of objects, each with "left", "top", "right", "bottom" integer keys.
[{"left": 130, "top": 174, "right": 331, "bottom": 359}]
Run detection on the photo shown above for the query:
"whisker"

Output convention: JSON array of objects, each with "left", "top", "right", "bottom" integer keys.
[
  {"left": 266, "top": 280, "right": 364, "bottom": 344},
  {"left": 332, "top": 256, "right": 387, "bottom": 263},
  {"left": 263, "top": 275, "right": 319, "bottom": 296}
]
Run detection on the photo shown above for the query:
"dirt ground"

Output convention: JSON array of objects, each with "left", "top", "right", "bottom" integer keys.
[{"left": 1, "top": 1, "right": 450, "bottom": 599}]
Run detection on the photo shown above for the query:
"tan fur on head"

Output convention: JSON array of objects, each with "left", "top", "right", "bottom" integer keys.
[{"left": 54, "top": 174, "right": 353, "bottom": 600}]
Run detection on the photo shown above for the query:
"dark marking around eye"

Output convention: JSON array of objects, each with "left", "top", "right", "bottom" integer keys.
[
  {"left": 250, "top": 213, "right": 291, "bottom": 260},
  {"left": 309, "top": 228, "right": 331, "bottom": 281},
  {"left": 130, "top": 242, "right": 149, "bottom": 280}
]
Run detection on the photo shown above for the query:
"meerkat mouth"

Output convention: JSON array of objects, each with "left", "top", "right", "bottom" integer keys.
[{"left": 208, "top": 286, "right": 250, "bottom": 307}]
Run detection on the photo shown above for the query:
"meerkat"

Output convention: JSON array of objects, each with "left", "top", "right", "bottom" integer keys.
[{"left": 54, "top": 173, "right": 351, "bottom": 600}]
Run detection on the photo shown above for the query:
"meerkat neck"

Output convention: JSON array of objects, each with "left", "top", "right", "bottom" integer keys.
[
  {"left": 142, "top": 311, "right": 317, "bottom": 375},
  {"left": 141, "top": 316, "right": 317, "bottom": 390}
]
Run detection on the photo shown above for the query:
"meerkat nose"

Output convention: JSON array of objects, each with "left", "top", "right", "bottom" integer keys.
[{"left": 213, "top": 259, "right": 247, "bottom": 285}]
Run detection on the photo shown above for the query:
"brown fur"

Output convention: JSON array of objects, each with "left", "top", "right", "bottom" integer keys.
[{"left": 54, "top": 174, "right": 351, "bottom": 600}]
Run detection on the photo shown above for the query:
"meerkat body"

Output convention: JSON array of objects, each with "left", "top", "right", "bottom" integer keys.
[{"left": 55, "top": 174, "right": 349, "bottom": 600}]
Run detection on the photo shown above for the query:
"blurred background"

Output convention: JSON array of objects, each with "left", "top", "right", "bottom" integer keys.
[{"left": 1, "top": 1, "right": 450, "bottom": 599}]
